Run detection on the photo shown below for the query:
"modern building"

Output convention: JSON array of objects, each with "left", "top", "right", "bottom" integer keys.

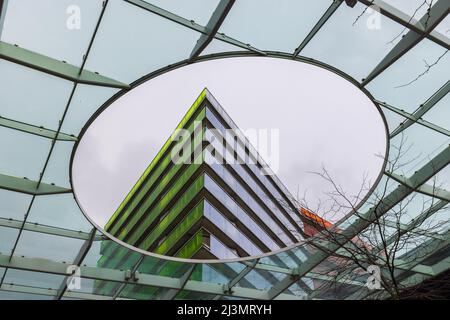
[
  {"left": 95, "top": 89, "right": 315, "bottom": 297},
  {"left": 102, "top": 89, "right": 304, "bottom": 260}
]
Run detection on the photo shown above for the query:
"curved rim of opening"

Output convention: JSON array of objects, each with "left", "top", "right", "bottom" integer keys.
[{"left": 70, "top": 51, "right": 390, "bottom": 264}]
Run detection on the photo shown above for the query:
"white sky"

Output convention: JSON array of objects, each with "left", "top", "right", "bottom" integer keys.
[{"left": 73, "top": 57, "right": 387, "bottom": 228}]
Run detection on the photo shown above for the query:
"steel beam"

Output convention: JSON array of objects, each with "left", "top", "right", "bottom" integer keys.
[
  {"left": 0, "top": 217, "right": 104, "bottom": 241},
  {"left": 125, "top": 0, "right": 265, "bottom": 55},
  {"left": 0, "top": 41, "right": 129, "bottom": 89},
  {"left": 361, "top": 0, "right": 449, "bottom": 86},
  {"left": 190, "top": 0, "right": 236, "bottom": 61},
  {"left": 0, "top": 116, "right": 77, "bottom": 141},
  {"left": 293, "top": 0, "right": 343, "bottom": 57},
  {"left": 377, "top": 100, "right": 450, "bottom": 138},
  {"left": 0, "top": 254, "right": 303, "bottom": 300},
  {"left": 0, "top": 173, "right": 71, "bottom": 195},
  {"left": 385, "top": 171, "right": 450, "bottom": 202},
  {"left": 390, "top": 81, "right": 450, "bottom": 138}
]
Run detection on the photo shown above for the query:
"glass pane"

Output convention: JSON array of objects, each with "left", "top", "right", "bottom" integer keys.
[
  {"left": 41, "top": 141, "right": 74, "bottom": 188},
  {"left": 2, "top": 269, "right": 65, "bottom": 290},
  {"left": 143, "top": 0, "right": 220, "bottom": 25},
  {"left": 389, "top": 123, "right": 449, "bottom": 177},
  {"left": 0, "top": 226, "right": 19, "bottom": 255},
  {"left": 422, "top": 93, "right": 450, "bottom": 132},
  {"left": 384, "top": 0, "right": 435, "bottom": 19},
  {"left": 1, "top": 0, "right": 104, "bottom": 66},
  {"left": 84, "top": 0, "right": 201, "bottom": 83},
  {"left": 0, "top": 60, "right": 74, "bottom": 130},
  {"left": 219, "top": 0, "right": 332, "bottom": 53},
  {"left": 201, "top": 39, "right": 245, "bottom": 56},
  {"left": 367, "top": 39, "right": 450, "bottom": 112},
  {"left": 14, "top": 231, "right": 84, "bottom": 263},
  {"left": 0, "top": 126, "right": 51, "bottom": 180},
  {"left": 61, "top": 84, "right": 119, "bottom": 137},
  {"left": 0, "top": 189, "right": 31, "bottom": 220},
  {"left": 26, "top": 194, "right": 92, "bottom": 232},
  {"left": 301, "top": 1, "right": 406, "bottom": 81},
  {"left": 0, "top": 291, "right": 52, "bottom": 300},
  {"left": 434, "top": 14, "right": 450, "bottom": 37}
]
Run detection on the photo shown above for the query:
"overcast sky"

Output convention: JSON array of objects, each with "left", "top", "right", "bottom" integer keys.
[{"left": 73, "top": 57, "right": 386, "bottom": 229}]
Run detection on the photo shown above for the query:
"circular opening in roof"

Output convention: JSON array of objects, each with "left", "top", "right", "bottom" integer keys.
[{"left": 72, "top": 56, "right": 387, "bottom": 262}]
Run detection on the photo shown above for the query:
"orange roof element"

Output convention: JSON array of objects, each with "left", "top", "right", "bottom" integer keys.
[{"left": 299, "top": 207, "right": 333, "bottom": 229}]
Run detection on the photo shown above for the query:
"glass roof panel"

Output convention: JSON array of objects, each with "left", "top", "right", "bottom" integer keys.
[
  {"left": 218, "top": 0, "right": 332, "bottom": 54},
  {"left": 433, "top": 14, "right": 450, "bottom": 37},
  {"left": 384, "top": 0, "right": 436, "bottom": 19},
  {"left": 41, "top": 141, "right": 74, "bottom": 189},
  {"left": 201, "top": 39, "right": 245, "bottom": 56},
  {"left": 389, "top": 122, "right": 450, "bottom": 177},
  {"left": 0, "top": 60, "right": 74, "bottom": 130},
  {"left": 367, "top": 38, "right": 450, "bottom": 112},
  {"left": 0, "top": 226, "right": 19, "bottom": 255},
  {"left": 1, "top": 0, "right": 104, "bottom": 66},
  {"left": 0, "top": 189, "right": 31, "bottom": 220},
  {"left": 14, "top": 231, "right": 84, "bottom": 263},
  {"left": 143, "top": 0, "right": 220, "bottom": 25},
  {"left": 61, "top": 84, "right": 119, "bottom": 137},
  {"left": 83, "top": 0, "right": 202, "bottom": 83},
  {"left": 2, "top": 269, "right": 65, "bottom": 290},
  {"left": 0, "top": 126, "right": 50, "bottom": 180},
  {"left": 0, "top": 291, "right": 53, "bottom": 300},
  {"left": 301, "top": 1, "right": 406, "bottom": 81},
  {"left": 422, "top": 92, "right": 450, "bottom": 131},
  {"left": 26, "top": 194, "right": 92, "bottom": 232}
]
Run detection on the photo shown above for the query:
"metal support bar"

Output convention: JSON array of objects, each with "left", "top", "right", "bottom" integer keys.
[
  {"left": 0, "top": 41, "right": 129, "bottom": 89},
  {"left": 376, "top": 100, "right": 450, "bottom": 138},
  {"left": 190, "top": 0, "right": 236, "bottom": 61},
  {"left": 293, "top": 0, "right": 343, "bottom": 57},
  {"left": 227, "top": 260, "right": 258, "bottom": 292},
  {"left": 266, "top": 145, "right": 450, "bottom": 299},
  {"left": 0, "top": 116, "right": 77, "bottom": 141},
  {"left": 0, "top": 217, "right": 104, "bottom": 241},
  {"left": 112, "top": 255, "right": 145, "bottom": 300},
  {"left": 125, "top": 0, "right": 265, "bottom": 55},
  {"left": 0, "top": 254, "right": 303, "bottom": 300},
  {"left": 385, "top": 171, "right": 450, "bottom": 202},
  {"left": 361, "top": 0, "right": 449, "bottom": 86},
  {"left": 390, "top": 81, "right": 450, "bottom": 138},
  {"left": 0, "top": 173, "right": 71, "bottom": 195},
  {"left": 55, "top": 228, "right": 97, "bottom": 300}
]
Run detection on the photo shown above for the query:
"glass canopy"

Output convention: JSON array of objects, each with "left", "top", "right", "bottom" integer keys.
[{"left": 0, "top": 0, "right": 448, "bottom": 300}]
